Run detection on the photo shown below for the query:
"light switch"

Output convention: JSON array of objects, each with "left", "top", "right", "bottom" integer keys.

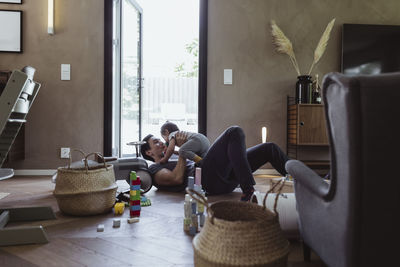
[
  {"left": 224, "top": 69, "right": 232, "bottom": 85},
  {"left": 61, "top": 64, "right": 71, "bottom": 80}
]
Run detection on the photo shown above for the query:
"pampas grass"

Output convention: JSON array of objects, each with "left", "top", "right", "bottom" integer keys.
[
  {"left": 270, "top": 19, "right": 336, "bottom": 76},
  {"left": 270, "top": 20, "right": 301, "bottom": 75},
  {"left": 308, "top": 18, "right": 336, "bottom": 75}
]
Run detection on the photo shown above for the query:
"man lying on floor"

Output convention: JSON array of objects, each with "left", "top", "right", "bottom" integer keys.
[{"left": 141, "top": 126, "right": 290, "bottom": 201}]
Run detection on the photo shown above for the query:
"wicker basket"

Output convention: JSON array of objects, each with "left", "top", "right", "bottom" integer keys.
[
  {"left": 54, "top": 150, "right": 117, "bottom": 216},
  {"left": 188, "top": 180, "right": 290, "bottom": 267}
]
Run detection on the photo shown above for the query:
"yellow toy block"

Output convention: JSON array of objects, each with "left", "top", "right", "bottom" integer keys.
[{"left": 114, "top": 202, "right": 125, "bottom": 215}]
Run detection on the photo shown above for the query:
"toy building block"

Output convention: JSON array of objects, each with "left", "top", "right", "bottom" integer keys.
[
  {"left": 127, "top": 218, "right": 139, "bottom": 224},
  {"left": 130, "top": 200, "right": 141, "bottom": 217},
  {"left": 189, "top": 225, "right": 197, "bottom": 236},
  {"left": 130, "top": 200, "right": 140, "bottom": 213},
  {"left": 112, "top": 219, "right": 121, "bottom": 228},
  {"left": 191, "top": 214, "right": 198, "bottom": 229},
  {"left": 197, "top": 201, "right": 204, "bottom": 214},
  {"left": 188, "top": 176, "right": 195, "bottom": 189},
  {"left": 130, "top": 210, "right": 141, "bottom": 217},
  {"left": 140, "top": 195, "right": 151, "bottom": 206},
  {"left": 97, "top": 224, "right": 104, "bottom": 232},
  {"left": 191, "top": 201, "right": 197, "bottom": 214},
  {"left": 130, "top": 200, "right": 141, "bottom": 206},
  {"left": 193, "top": 184, "right": 201, "bottom": 192},
  {"left": 183, "top": 217, "right": 191, "bottom": 232},
  {"left": 195, "top": 167, "right": 202, "bottom": 185},
  {"left": 129, "top": 171, "right": 141, "bottom": 217},
  {"left": 199, "top": 214, "right": 205, "bottom": 227},
  {"left": 130, "top": 205, "right": 141, "bottom": 211},
  {"left": 131, "top": 179, "right": 141, "bottom": 186},
  {"left": 130, "top": 190, "right": 141, "bottom": 201},
  {"left": 114, "top": 203, "right": 125, "bottom": 215}
]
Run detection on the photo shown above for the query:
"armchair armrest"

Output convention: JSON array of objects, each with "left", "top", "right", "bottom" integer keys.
[{"left": 285, "top": 160, "right": 329, "bottom": 199}]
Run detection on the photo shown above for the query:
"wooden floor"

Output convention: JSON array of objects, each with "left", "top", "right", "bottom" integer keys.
[{"left": 0, "top": 176, "right": 325, "bottom": 267}]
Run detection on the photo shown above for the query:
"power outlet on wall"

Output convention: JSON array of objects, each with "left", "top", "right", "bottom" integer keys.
[{"left": 60, "top": 147, "right": 70, "bottom": 159}]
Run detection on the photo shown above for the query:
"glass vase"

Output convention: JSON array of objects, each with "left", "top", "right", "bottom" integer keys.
[{"left": 295, "top": 75, "right": 313, "bottom": 104}]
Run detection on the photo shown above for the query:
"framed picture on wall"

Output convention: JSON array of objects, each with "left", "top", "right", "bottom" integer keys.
[
  {"left": 0, "top": 10, "right": 22, "bottom": 53},
  {"left": 0, "top": 1, "right": 22, "bottom": 4}
]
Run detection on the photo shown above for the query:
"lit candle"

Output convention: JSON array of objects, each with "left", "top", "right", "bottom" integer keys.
[{"left": 262, "top": 127, "right": 267, "bottom": 143}]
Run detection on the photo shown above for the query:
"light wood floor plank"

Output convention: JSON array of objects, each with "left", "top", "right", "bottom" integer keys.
[
  {"left": 49, "top": 238, "right": 127, "bottom": 266},
  {"left": 67, "top": 237, "right": 172, "bottom": 266},
  {"left": 2, "top": 243, "right": 85, "bottom": 267},
  {"left": 0, "top": 249, "right": 38, "bottom": 267},
  {"left": 105, "top": 236, "right": 195, "bottom": 265}
]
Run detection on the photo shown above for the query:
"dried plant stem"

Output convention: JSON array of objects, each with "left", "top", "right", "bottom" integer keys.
[
  {"left": 308, "top": 18, "right": 336, "bottom": 75},
  {"left": 308, "top": 61, "right": 316, "bottom": 76},
  {"left": 270, "top": 20, "right": 301, "bottom": 75},
  {"left": 289, "top": 56, "right": 301, "bottom": 76}
]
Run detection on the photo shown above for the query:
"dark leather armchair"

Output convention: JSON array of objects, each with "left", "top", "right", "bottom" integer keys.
[{"left": 285, "top": 72, "right": 400, "bottom": 267}]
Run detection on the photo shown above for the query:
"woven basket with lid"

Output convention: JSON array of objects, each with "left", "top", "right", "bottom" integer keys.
[
  {"left": 54, "top": 150, "right": 117, "bottom": 216},
  {"left": 188, "top": 180, "right": 290, "bottom": 267}
]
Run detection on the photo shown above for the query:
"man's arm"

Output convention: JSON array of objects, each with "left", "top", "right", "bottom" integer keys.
[
  {"left": 153, "top": 155, "right": 186, "bottom": 186},
  {"left": 159, "top": 138, "right": 176, "bottom": 164}
]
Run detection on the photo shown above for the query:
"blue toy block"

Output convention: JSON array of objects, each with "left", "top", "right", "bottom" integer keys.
[
  {"left": 191, "top": 202, "right": 196, "bottom": 214},
  {"left": 130, "top": 205, "right": 141, "bottom": 211},
  {"left": 131, "top": 185, "right": 140, "bottom": 191},
  {"left": 189, "top": 226, "right": 197, "bottom": 236},
  {"left": 188, "top": 176, "right": 194, "bottom": 189}
]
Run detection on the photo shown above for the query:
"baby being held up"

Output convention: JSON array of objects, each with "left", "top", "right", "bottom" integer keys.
[{"left": 159, "top": 122, "right": 210, "bottom": 165}]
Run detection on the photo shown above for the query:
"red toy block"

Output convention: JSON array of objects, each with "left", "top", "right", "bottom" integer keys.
[
  {"left": 130, "top": 210, "right": 141, "bottom": 217},
  {"left": 130, "top": 200, "right": 140, "bottom": 206},
  {"left": 131, "top": 178, "right": 141, "bottom": 186}
]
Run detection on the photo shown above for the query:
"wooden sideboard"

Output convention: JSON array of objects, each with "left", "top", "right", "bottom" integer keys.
[{"left": 287, "top": 97, "right": 330, "bottom": 174}]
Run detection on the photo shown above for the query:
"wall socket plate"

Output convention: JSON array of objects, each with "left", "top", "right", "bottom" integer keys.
[{"left": 60, "top": 147, "right": 70, "bottom": 159}]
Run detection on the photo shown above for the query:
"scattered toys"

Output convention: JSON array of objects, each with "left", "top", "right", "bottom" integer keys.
[
  {"left": 114, "top": 202, "right": 125, "bottom": 215},
  {"left": 96, "top": 217, "right": 141, "bottom": 232}
]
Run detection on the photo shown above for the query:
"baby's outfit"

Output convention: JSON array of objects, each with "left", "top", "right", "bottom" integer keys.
[{"left": 169, "top": 131, "right": 210, "bottom": 161}]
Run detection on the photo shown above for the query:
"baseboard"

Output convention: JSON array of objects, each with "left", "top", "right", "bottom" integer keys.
[
  {"left": 253, "top": 169, "right": 280, "bottom": 175},
  {"left": 13, "top": 169, "right": 57, "bottom": 176}
]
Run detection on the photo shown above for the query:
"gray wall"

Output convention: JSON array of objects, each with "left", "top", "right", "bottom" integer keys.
[
  {"left": 1, "top": 0, "right": 400, "bottom": 169},
  {"left": 206, "top": 0, "right": 400, "bottom": 155},
  {"left": 0, "top": 0, "right": 103, "bottom": 169}
]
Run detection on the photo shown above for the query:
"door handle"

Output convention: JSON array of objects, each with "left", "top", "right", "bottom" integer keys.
[{"left": 300, "top": 121, "right": 305, "bottom": 126}]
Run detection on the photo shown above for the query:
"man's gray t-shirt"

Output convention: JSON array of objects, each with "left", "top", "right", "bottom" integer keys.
[{"left": 148, "top": 155, "right": 195, "bottom": 192}]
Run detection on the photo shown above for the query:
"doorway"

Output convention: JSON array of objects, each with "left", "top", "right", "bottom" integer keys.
[
  {"left": 105, "top": 0, "right": 207, "bottom": 157},
  {"left": 112, "top": 0, "right": 142, "bottom": 157}
]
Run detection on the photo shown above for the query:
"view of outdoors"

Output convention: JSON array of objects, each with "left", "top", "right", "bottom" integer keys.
[{"left": 116, "top": 0, "right": 199, "bottom": 157}]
